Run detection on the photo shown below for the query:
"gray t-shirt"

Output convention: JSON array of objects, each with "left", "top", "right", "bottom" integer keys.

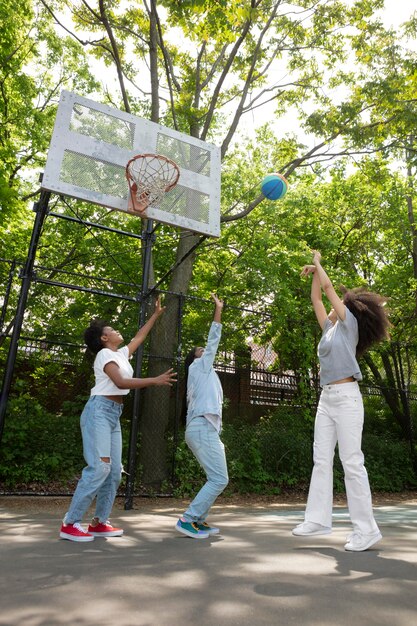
[{"left": 318, "top": 306, "right": 362, "bottom": 386}]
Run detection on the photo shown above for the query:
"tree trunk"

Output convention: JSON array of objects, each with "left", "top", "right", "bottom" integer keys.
[
  {"left": 139, "top": 231, "right": 200, "bottom": 486},
  {"left": 364, "top": 349, "right": 414, "bottom": 442},
  {"left": 406, "top": 147, "right": 417, "bottom": 312}
]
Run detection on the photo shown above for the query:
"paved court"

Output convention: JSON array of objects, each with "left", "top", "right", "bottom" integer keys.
[{"left": 0, "top": 498, "right": 416, "bottom": 626}]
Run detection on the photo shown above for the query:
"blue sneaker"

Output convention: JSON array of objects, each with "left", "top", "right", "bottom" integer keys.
[
  {"left": 175, "top": 519, "right": 209, "bottom": 539},
  {"left": 197, "top": 522, "right": 220, "bottom": 536}
]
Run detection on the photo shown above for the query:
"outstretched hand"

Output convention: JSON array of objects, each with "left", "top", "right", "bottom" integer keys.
[
  {"left": 211, "top": 293, "right": 224, "bottom": 309},
  {"left": 300, "top": 264, "right": 316, "bottom": 277},
  {"left": 154, "top": 296, "right": 166, "bottom": 317},
  {"left": 156, "top": 368, "right": 177, "bottom": 386},
  {"left": 312, "top": 249, "right": 322, "bottom": 265}
]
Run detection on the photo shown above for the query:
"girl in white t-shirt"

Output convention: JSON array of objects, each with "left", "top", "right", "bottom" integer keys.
[
  {"left": 292, "top": 251, "right": 390, "bottom": 551},
  {"left": 60, "top": 298, "right": 176, "bottom": 543}
]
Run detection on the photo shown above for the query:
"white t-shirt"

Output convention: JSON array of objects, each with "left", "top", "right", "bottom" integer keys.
[{"left": 90, "top": 346, "right": 133, "bottom": 396}]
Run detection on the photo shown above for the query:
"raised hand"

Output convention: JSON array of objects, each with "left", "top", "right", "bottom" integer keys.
[
  {"left": 300, "top": 264, "right": 316, "bottom": 277},
  {"left": 211, "top": 293, "right": 224, "bottom": 309},
  {"left": 154, "top": 296, "right": 166, "bottom": 317},
  {"left": 312, "top": 249, "right": 322, "bottom": 265}
]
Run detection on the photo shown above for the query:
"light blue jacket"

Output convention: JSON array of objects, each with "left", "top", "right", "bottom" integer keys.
[{"left": 186, "top": 322, "right": 223, "bottom": 425}]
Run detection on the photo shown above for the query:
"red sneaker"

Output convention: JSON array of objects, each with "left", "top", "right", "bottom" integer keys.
[
  {"left": 88, "top": 521, "right": 123, "bottom": 537},
  {"left": 60, "top": 522, "right": 94, "bottom": 542}
]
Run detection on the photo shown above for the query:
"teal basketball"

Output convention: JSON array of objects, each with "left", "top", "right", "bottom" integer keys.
[{"left": 261, "top": 173, "right": 288, "bottom": 200}]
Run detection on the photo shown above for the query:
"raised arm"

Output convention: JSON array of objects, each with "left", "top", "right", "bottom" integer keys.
[
  {"left": 212, "top": 293, "right": 223, "bottom": 323},
  {"left": 301, "top": 264, "right": 328, "bottom": 329},
  {"left": 127, "top": 297, "right": 165, "bottom": 357},
  {"left": 197, "top": 294, "right": 223, "bottom": 371},
  {"left": 312, "top": 251, "right": 345, "bottom": 321}
]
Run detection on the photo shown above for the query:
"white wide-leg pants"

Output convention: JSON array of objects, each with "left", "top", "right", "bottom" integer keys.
[{"left": 304, "top": 382, "right": 379, "bottom": 536}]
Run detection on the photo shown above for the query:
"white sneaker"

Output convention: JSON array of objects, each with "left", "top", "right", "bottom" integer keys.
[
  {"left": 344, "top": 531, "right": 382, "bottom": 551},
  {"left": 292, "top": 521, "right": 332, "bottom": 536}
]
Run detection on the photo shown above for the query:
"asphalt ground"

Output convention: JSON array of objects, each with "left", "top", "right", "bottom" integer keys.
[{"left": 1, "top": 496, "right": 416, "bottom": 626}]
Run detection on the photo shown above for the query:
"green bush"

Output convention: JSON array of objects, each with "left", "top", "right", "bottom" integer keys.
[
  {"left": 0, "top": 389, "right": 86, "bottom": 487},
  {"left": 172, "top": 438, "right": 205, "bottom": 498},
  {"left": 220, "top": 408, "right": 314, "bottom": 493},
  {"left": 256, "top": 408, "right": 313, "bottom": 489},
  {"left": 2, "top": 388, "right": 416, "bottom": 494},
  {"left": 223, "top": 422, "right": 274, "bottom": 493},
  {"left": 173, "top": 408, "right": 314, "bottom": 496},
  {"left": 172, "top": 408, "right": 417, "bottom": 496},
  {"left": 362, "top": 395, "right": 404, "bottom": 438},
  {"left": 362, "top": 434, "right": 417, "bottom": 491}
]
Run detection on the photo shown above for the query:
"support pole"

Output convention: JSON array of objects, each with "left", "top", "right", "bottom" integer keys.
[
  {"left": 124, "top": 218, "right": 154, "bottom": 509},
  {"left": 171, "top": 294, "right": 184, "bottom": 482},
  {"left": 0, "top": 191, "right": 51, "bottom": 444}
]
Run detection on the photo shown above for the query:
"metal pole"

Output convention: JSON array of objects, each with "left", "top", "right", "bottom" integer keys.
[
  {"left": 0, "top": 191, "right": 51, "bottom": 444},
  {"left": 124, "top": 218, "right": 154, "bottom": 509},
  {"left": 171, "top": 293, "right": 184, "bottom": 483}
]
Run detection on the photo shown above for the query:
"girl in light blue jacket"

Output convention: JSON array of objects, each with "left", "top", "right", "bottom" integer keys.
[{"left": 175, "top": 294, "right": 229, "bottom": 539}]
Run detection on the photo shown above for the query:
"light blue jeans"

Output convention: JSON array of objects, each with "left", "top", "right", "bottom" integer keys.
[
  {"left": 64, "top": 395, "right": 123, "bottom": 524},
  {"left": 305, "top": 382, "right": 380, "bottom": 536},
  {"left": 183, "top": 416, "right": 229, "bottom": 523}
]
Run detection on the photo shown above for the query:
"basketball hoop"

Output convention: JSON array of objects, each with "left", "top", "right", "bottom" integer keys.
[{"left": 126, "top": 153, "right": 180, "bottom": 215}]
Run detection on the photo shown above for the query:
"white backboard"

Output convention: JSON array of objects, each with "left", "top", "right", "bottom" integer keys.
[{"left": 42, "top": 91, "right": 221, "bottom": 237}]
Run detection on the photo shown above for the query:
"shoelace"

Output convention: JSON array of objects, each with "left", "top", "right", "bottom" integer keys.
[{"left": 73, "top": 522, "right": 89, "bottom": 534}]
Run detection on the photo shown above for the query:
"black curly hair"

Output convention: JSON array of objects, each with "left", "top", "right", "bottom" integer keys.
[
  {"left": 341, "top": 287, "right": 390, "bottom": 357},
  {"left": 84, "top": 319, "right": 109, "bottom": 355}
]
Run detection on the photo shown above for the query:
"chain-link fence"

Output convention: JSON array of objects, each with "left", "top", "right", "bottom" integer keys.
[{"left": 1, "top": 257, "right": 417, "bottom": 495}]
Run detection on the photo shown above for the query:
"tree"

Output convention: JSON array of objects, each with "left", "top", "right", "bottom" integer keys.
[
  {"left": 0, "top": 0, "right": 100, "bottom": 349},
  {"left": 304, "top": 14, "right": 417, "bottom": 466},
  {"left": 9, "top": 0, "right": 417, "bottom": 485}
]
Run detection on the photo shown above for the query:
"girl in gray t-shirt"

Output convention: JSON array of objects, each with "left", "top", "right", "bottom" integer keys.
[{"left": 292, "top": 250, "right": 390, "bottom": 552}]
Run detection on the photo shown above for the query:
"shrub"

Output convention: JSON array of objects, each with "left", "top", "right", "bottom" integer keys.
[
  {"left": 172, "top": 438, "right": 205, "bottom": 498},
  {"left": 172, "top": 408, "right": 417, "bottom": 496},
  {"left": 362, "top": 434, "right": 417, "bottom": 491},
  {"left": 2, "top": 389, "right": 416, "bottom": 494},
  {"left": 0, "top": 390, "right": 86, "bottom": 487}
]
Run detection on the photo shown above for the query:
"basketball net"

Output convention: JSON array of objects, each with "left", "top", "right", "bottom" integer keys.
[{"left": 126, "top": 154, "right": 180, "bottom": 215}]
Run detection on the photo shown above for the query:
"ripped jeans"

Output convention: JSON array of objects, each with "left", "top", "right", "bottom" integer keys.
[{"left": 64, "top": 395, "right": 123, "bottom": 524}]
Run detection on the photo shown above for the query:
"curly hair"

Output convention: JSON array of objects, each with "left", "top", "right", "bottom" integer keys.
[
  {"left": 84, "top": 319, "right": 109, "bottom": 355},
  {"left": 341, "top": 287, "right": 390, "bottom": 357}
]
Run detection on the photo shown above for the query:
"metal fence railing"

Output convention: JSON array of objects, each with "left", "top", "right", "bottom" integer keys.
[{"left": 1, "top": 257, "right": 417, "bottom": 496}]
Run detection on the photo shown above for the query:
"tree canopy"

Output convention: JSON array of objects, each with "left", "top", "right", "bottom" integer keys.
[{"left": 2, "top": 0, "right": 417, "bottom": 483}]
